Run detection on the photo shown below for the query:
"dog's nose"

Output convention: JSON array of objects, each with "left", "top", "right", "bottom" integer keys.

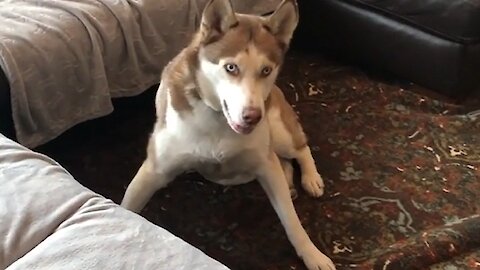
[{"left": 242, "top": 107, "right": 262, "bottom": 125}]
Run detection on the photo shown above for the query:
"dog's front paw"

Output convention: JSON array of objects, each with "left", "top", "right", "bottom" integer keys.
[
  {"left": 301, "top": 172, "right": 325, "bottom": 197},
  {"left": 300, "top": 246, "right": 336, "bottom": 270}
]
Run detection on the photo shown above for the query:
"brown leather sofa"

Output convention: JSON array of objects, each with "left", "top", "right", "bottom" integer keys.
[{"left": 294, "top": 0, "right": 480, "bottom": 98}]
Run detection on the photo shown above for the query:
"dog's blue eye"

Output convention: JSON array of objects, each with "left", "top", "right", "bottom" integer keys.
[
  {"left": 224, "top": 63, "right": 239, "bottom": 75},
  {"left": 261, "top": 66, "right": 272, "bottom": 77}
]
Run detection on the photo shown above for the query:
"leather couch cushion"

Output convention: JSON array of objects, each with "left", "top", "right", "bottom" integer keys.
[{"left": 344, "top": 0, "right": 480, "bottom": 44}]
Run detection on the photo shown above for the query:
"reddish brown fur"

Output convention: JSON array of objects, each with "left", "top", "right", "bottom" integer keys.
[
  {"left": 267, "top": 86, "right": 308, "bottom": 149},
  {"left": 157, "top": 11, "right": 288, "bottom": 120},
  {"left": 156, "top": 0, "right": 296, "bottom": 131},
  {"left": 157, "top": 42, "right": 201, "bottom": 119},
  {"left": 201, "top": 15, "right": 285, "bottom": 66}
]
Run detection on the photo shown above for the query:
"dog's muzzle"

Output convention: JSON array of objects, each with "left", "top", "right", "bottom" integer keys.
[{"left": 223, "top": 101, "right": 261, "bottom": 135}]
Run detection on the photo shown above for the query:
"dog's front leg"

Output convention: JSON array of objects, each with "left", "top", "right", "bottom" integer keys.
[
  {"left": 121, "top": 159, "right": 175, "bottom": 213},
  {"left": 257, "top": 152, "right": 336, "bottom": 270}
]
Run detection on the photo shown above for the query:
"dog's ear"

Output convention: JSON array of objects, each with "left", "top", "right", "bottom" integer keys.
[
  {"left": 265, "top": 0, "right": 299, "bottom": 49},
  {"left": 200, "top": 0, "right": 238, "bottom": 43}
]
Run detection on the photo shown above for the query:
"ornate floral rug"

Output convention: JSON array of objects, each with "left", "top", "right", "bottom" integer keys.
[{"left": 38, "top": 52, "right": 480, "bottom": 270}]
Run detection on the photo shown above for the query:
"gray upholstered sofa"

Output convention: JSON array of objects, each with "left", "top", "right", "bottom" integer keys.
[{"left": 0, "top": 133, "right": 229, "bottom": 269}]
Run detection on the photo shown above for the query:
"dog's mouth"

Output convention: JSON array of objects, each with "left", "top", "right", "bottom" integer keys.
[{"left": 222, "top": 100, "right": 256, "bottom": 135}]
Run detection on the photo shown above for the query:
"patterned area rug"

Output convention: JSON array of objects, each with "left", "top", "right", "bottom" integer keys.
[{"left": 38, "top": 52, "right": 480, "bottom": 270}]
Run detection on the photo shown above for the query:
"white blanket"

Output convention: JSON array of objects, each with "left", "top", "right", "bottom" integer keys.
[
  {"left": 0, "top": 133, "right": 229, "bottom": 269},
  {"left": 0, "top": 0, "right": 280, "bottom": 148}
]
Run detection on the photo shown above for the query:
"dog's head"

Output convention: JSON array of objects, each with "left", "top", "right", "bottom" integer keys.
[{"left": 195, "top": 0, "right": 299, "bottom": 134}]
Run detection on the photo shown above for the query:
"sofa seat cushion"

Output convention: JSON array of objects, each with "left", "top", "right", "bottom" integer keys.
[
  {"left": 344, "top": 0, "right": 480, "bottom": 44},
  {"left": 0, "top": 134, "right": 228, "bottom": 270}
]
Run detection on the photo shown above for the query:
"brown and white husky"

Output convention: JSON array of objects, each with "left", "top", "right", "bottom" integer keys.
[{"left": 121, "top": 0, "right": 335, "bottom": 269}]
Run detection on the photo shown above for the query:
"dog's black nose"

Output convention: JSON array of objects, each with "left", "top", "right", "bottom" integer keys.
[{"left": 242, "top": 107, "right": 262, "bottom": 125}]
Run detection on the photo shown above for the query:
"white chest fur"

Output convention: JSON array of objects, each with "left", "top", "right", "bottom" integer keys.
[{"left": 151, "top": 99, "right": 270, "bottom": 185}]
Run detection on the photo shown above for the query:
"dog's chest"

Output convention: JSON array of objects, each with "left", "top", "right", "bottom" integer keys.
[
  {"left": 178, "top": 127, "right": 265, "bottom": 185},
  {"left": 162, "top": 103, "right": 269, "bottom": 183}
]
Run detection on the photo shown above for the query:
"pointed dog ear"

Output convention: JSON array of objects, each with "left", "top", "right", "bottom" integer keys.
[
  {"left": 265, "top": 0, "right": 299, "bottom": 49},
  {"left": 200, "top": 0, "right": 238, "bottom": 43}
]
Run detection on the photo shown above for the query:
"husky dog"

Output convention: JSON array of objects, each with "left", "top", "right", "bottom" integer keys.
[{"left": 121, "top": 0, "right": 335, "bottom": 269}]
